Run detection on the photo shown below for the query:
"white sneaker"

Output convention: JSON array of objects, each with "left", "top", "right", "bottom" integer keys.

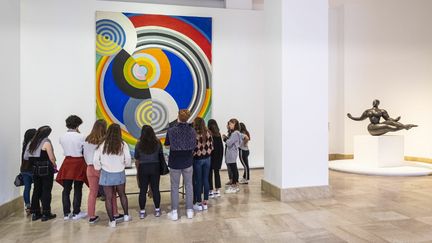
[
  {"left": 239, "top": 178, "right": 249, "bottom": 184},
  {"left": 193, "top": 203, "right": 203, "bottom": 211},
  {"left": 225, "top": 187, "right": 237, "bottom": 194},
  {"left": 202, "top": 203, "right": 208, "bottom": 210},
  {"left": 186, "top": 209, "right": 194, "bottom": 219},
  {"left": 72, "top": 211, "right": 87, "bottom": 220},
  {"left": 64, "top": 214, "right": 72, "bottom": 221},
  {"left": 209, "top": 191, "right": 215, "bottom": 199},
  {"left": 139, "top": 210, "right": 146, "bottom": 219},
  {"left": 108, "top": 220, "right": 116, "bottom": 228},
  {"left": 123, "top": 214, "right": 131, "bottom": 222},
  {"left": 168, "top": 210, "right": 178, "bottom": 221},
  {"left": 214, "top": 190, "right": 221, "bottom": 197},
  {"left": 235, "top": 187, "right": 240, "bottom": 192}
]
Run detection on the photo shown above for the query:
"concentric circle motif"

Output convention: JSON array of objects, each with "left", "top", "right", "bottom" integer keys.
[
  {"left": 96, "top": 12, "right": 212, "bottom": 145},
  {"left": 96, "top": 19, "right": 126, "bottom": 56},
  {"left": 122, "top": 88, "right": 178, "bottom": 139}
]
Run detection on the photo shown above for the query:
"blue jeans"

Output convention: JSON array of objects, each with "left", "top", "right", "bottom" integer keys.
[
  {"left": 193, "top": 157, "right": 211, "bottom": 203},
  {"left": 21, "top": 172, "right": 33, "bottom": 206}
]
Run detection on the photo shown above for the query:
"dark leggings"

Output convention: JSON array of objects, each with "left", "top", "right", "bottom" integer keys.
[
  {"left": 104, "top": 184, "right": 128, "bottom": 221},
  {"left": 209, "top": 168, "right": 221, "bottom": 190},
  {"left": 227, "top": 163, "right": 239, "bottom": 184},
  {"left": 239, "top": 149, "right": 250, "bottom": 180},
  {"left": 138, "top": 173, "right": 161, "bottom": 210}
]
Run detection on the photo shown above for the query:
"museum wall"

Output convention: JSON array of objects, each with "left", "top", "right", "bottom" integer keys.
[
  {"left": 20, "top": 0, "right": 265, "bottom": 168},
  {"left": 0, "top": 0, "right": 21, "bottom": 205},
  {"left": 329, "top": 0, "right": 432, "bottom": 158}
]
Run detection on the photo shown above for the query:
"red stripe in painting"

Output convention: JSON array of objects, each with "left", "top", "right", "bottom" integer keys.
[{"left": 129, "top": 15, "right": 212, "bottom": 62}]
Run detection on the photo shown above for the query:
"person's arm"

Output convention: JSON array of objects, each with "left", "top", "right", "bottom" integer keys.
[
  {"left": 209, "top": 133, "right": 214, "bottom": 153},
  {"left": 159, "top": 143, "right": 166, "bottom": 164},
  {"left": 164, "top": 131, "right": 170, "bottom": 148},
  {"left": 242, "top": 133, "right": 250, "bottom": 142},
  {"left": 225, "top": 132, "right": 238, "bottom": 147},
  {"left": 43, "top": 142, "right": 57, "bottom": 167},
  {"left": 134, "top": 144, "right": 140, "bottom": 160},
  {"left": 134, "top": 144, "right": 140, "bottom": 169},
  {"left": 93, "top": 146, "right": 102, "bottom": 171},
  {"left": 347, "top": 110, "right": 369, "bottom": 121},
  {"left": 123, "top": 143, "right": 132, "bottom": 167},
  {"left": 23, "top": 146, "right": 30, "bottom": 160}
]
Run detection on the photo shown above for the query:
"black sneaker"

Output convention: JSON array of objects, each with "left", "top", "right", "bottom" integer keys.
[
  {"left": 32, "top": 213, "right": 42, "bottom": 221},
  {"left": 114, "top": 214, "right": 124, "bottom": 222},
  {"left": 89, "top": 216, "right": 100, "bottom": 224},
  {"left": 41, "top": 213, "right": 56, "bottom": 222}
]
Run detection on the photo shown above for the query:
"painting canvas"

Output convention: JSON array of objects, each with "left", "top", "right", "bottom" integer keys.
[{"left": 96, "top": 12, "right": 212, "bottom": 146}]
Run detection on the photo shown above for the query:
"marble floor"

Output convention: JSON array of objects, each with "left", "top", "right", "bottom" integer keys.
[{"left": 3, "top": 169, "right": 432, "bottom": 242}]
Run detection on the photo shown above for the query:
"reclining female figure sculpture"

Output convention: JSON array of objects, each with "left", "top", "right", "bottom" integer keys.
[{"left": 347, "top": 99, "right": 417, "bottom": 136}]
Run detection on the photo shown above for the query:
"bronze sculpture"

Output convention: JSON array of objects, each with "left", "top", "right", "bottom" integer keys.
[{"left": 347, "top": 99, "right": 417, "bottom": 136}]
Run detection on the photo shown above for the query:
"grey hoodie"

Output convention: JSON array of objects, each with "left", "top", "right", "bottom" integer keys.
[{"left": 225, "top": 131, "right": 242, "bottom": 164}]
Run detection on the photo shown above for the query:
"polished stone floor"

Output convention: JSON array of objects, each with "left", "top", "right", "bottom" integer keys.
[{"left": 3, "top": 169, "right": 432, "bottom": 242}]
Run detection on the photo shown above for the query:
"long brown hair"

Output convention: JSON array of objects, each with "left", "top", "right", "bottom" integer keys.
[
  {"left": 103, "top": 123, "right": 123, "bottom": 155},
  {"left": 22, "top": 128, "right": 37, "bottom": 159},
  {"left": 137, "top": 125, "right": 159, "bottom": 154},
  {"left": 194, "top": 117, "right": 208, "bottom": 142},
  {"left": 86, "top": 119, "right": 107, "bottom": 145},
  {"left": 29, "top": 126, "right": 52, "bottom": 153},
  {"left": 240, "top": 122, "right": 250, "bottom": 140},
  {"left": 207, "top": 119, "right": 220, "bottom": 137}
]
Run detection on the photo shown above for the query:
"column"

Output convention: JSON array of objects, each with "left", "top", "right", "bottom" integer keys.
[{"left": 262, "top": 0, "right": 330, "bottom": 201}]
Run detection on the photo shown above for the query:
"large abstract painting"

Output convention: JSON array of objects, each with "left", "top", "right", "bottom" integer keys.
[{"left": 96, "top": 12, "right": 212, "bottom": 145}]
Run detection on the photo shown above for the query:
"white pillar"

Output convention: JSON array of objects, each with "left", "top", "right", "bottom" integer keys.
[
  {"left": 263, "top": 0, "right": 330, "bottom": 201},
  {"left": 0, "top": 0, "right": 21, "bottom": 209}
]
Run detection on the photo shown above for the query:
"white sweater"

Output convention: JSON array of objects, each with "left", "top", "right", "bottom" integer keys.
[
  {"left": 93, "top": 142, "right": 131, "bottom": 173},
  {"left": 83, "top": 142, "right": 98, "bottom": 165}
]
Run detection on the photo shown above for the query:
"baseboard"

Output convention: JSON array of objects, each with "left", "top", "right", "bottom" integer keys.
[
  {"left": 329, "top": 154, "right": 353, "bottom": 161},
  {"left": 261, "top": 179, "right": 331, "bottom": 202},
  {"left": 0, "top": 196, "right": 22, "bottom": 218},
  {"left": 405, "top": 156, "right": 432, "bottom": 164},
  {"left": 329, "top": 153, "right": 432, "bottom": 164}
]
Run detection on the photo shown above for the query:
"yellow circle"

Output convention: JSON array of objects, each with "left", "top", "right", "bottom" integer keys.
[
  {"left": 96, "top": 34, "right": 121, "bottom": 56},
  {"left": 136, "top": 100, "right": 152, "bottom": 127}
]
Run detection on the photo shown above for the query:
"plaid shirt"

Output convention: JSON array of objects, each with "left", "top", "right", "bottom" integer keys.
[{"left": 193, "top": 131, "right": 214, "bottom": 159}]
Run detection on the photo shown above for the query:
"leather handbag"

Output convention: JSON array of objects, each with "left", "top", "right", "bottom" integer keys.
[
  {"left": 14, "top": 173, "right": 24, "bottom": 187},
  {"left": 159, "top": 150, "right": 169, "bottom": 175}
]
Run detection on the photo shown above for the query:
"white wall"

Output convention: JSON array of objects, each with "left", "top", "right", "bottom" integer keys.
[
  {"left": 21, "top": 0, "right": 265, "bottom": 168},
  {"left": 329, "top": 0, "right": 432, "bottom": 158},
  {"left": 264, "top": 0, "right": 328, "bottom": 189},
  {"left": 0, "top": 0, "right": 21, "bottom": 205}
]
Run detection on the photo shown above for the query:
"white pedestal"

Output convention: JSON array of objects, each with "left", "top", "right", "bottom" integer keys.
[{"left": 354, "top": 135, "right": 404, "bottom": 167}]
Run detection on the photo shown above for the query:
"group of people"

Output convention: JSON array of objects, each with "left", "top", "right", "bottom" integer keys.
[{"left": 19, "top": 110, "right": 251, "bottom": 227}]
